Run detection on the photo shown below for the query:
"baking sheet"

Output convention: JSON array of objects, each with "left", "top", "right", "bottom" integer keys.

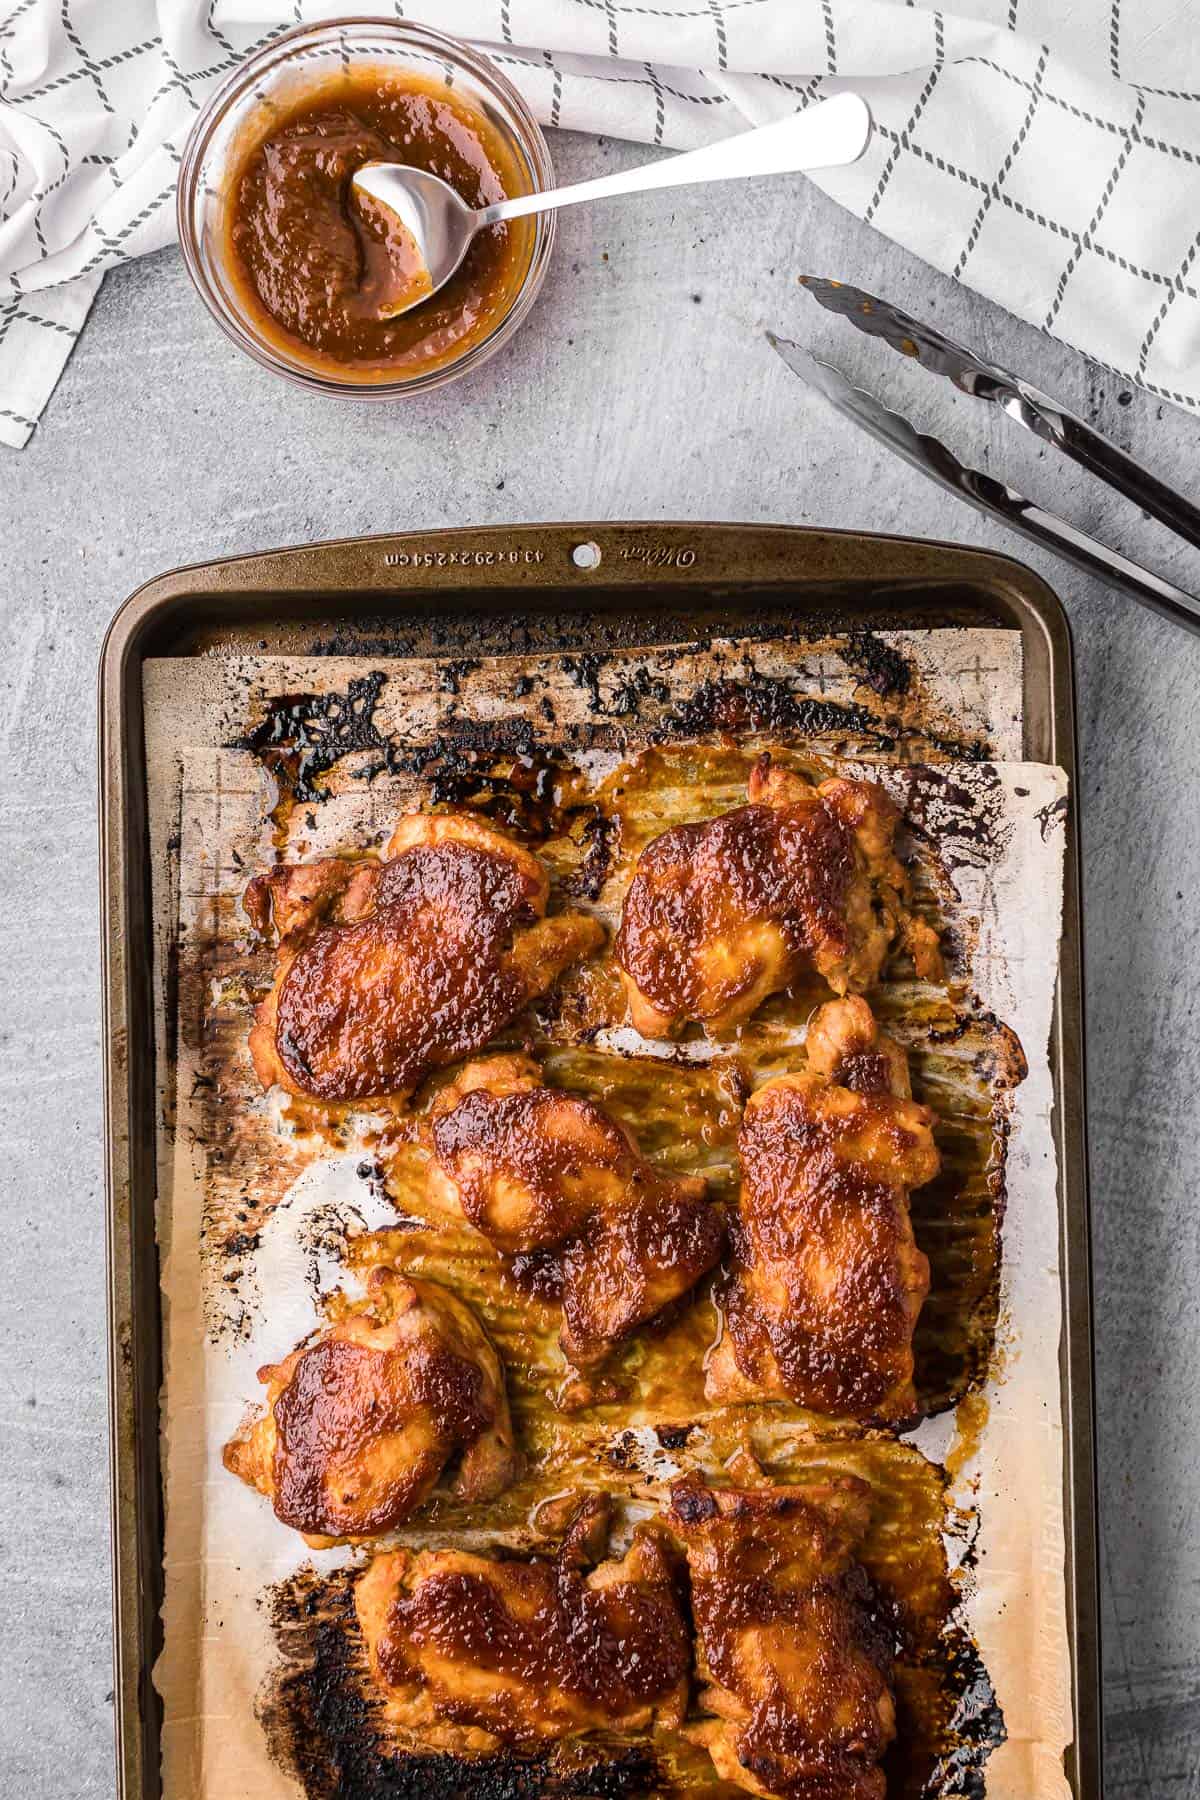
[{"left": 147, "top": 629, "right": 1070, "bottom": 1799}]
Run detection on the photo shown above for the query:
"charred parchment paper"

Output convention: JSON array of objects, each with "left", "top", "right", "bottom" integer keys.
[{"left": 146, "top": 630, "right": 1070, "bottom": 1800}]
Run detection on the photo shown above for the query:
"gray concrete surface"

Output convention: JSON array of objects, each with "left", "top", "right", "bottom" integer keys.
[{"left": 1, "top": 129, "right": 1197, "bottom": 1798}]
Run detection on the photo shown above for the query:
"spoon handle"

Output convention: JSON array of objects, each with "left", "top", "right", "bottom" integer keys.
[{"left": 479, "top": 93, "right": 872, "bottom": 225}]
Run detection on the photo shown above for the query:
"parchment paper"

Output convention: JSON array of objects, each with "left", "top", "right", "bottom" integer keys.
[{"left": 148, "top": 631, "right": 1070, "bottom": 1800}]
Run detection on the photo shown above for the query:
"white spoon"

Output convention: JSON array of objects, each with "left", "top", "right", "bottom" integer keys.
[{"left": 351, "top": 93, "right": 873, "bottom": 317}]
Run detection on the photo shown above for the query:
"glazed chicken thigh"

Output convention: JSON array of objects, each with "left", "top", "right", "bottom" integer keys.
[
  {"left": 615, "top": 761, "right": 940, "bottom": 1039},
  {"left": 223, "top": 1267, "right": 518, "bottom": 1545},
  {"left": 665, "top": 1473, "right": 896, "bottom": 1800},
  {"left": 426, "top": 1053, "right": 723, "bottom": 1369},
  {"left": 706, "top": 996, "right": 938, "bottom": 1421},
  {"left": 246, "top": 811, "right": 603, "bottom": 1101},
  {"left": 355, "top": 1494, "right": 690, "bottom": 1747}
]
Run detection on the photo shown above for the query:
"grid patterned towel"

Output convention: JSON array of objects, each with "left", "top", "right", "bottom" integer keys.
[{"left": 3, "top": 0, "right": 1200, "bottom": 447}]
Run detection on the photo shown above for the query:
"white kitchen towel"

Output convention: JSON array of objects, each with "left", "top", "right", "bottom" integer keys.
[{"left": 3, "top": 1, "right": 1200, "bottom": 447}]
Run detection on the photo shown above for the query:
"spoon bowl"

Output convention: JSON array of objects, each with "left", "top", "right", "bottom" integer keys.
[
  {"left": 353, "top": 92, "right": 873, "bottom": 318},
  {"left": 354, "top": 164, "right": 477, "bottom": 315}
]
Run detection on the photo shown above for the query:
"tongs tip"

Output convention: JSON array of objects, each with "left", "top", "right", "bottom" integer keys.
[{"left": 764, "top": 328, "right": 841, "bottom": 386}]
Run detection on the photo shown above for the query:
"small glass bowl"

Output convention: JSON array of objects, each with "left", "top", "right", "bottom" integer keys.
[{"left": 177, "top": 18, "right": 555, "bottom": 399}]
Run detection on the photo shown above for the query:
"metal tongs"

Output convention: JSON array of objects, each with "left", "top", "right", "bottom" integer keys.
[{"left": 769, "top": 277, "right": 1200, "bottom": 637}]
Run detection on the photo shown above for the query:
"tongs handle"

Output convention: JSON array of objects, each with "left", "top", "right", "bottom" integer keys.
[
  {"left": 1012, "top": 399, "right": 1200, "bottom": 553},
  {"left": 969, "top": 475, "right": 1200, "bottom": 638}
]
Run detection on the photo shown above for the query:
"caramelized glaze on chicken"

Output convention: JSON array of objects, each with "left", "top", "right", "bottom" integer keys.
[
  {"left": 426, "top": 1054, "right": 724, "bottom": 1370},
  {"left": 223, "top": 1268, "right": 518, "bottom": 1546},
  {"left": 706, "top": 997, "right": 938, "bottom": 1421},
  {"left": 245, "top": 811, "right": 604, "bottom": 1100},
  {"left": 665, "top": 1474, "right": 896, "bottom": 1800},
  {"left": 355, "top": 1494, "right": 690, "bottom": 1747},
  {"left": 615, "top": 761, "right": 940, "bottom": 1039}
]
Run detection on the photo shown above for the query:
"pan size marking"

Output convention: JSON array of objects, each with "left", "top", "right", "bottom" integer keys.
[{"left": 383, "top": 546, "right": 547, "bottom": 568}]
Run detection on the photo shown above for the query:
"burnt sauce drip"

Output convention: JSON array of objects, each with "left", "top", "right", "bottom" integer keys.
[{"left": 240, "top": 673, "right": 391, "bottom": 846}]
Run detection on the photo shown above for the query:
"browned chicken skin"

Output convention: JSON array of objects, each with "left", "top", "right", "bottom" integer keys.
[
  {"left": 614, "top": 762, "right": 941, "bottom": 1039},
  {"left": 664, "top": 1474, "right": 896, "bottom": 1800},
  {"left": 706, "top": 997, "right": 938, "bottom": 1421},
  {"left": 426, "top": 1054, "right": 724, "bottom": 1370},
  {"left": 245, "top": 811, "right": 604, "bottom": 1101},
  {"left": 223, "top": 1267, "right": 518, "bottom": 1546},
  {"left": 355, "top": 1494, "right": 690, "bottom": 1748}
]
